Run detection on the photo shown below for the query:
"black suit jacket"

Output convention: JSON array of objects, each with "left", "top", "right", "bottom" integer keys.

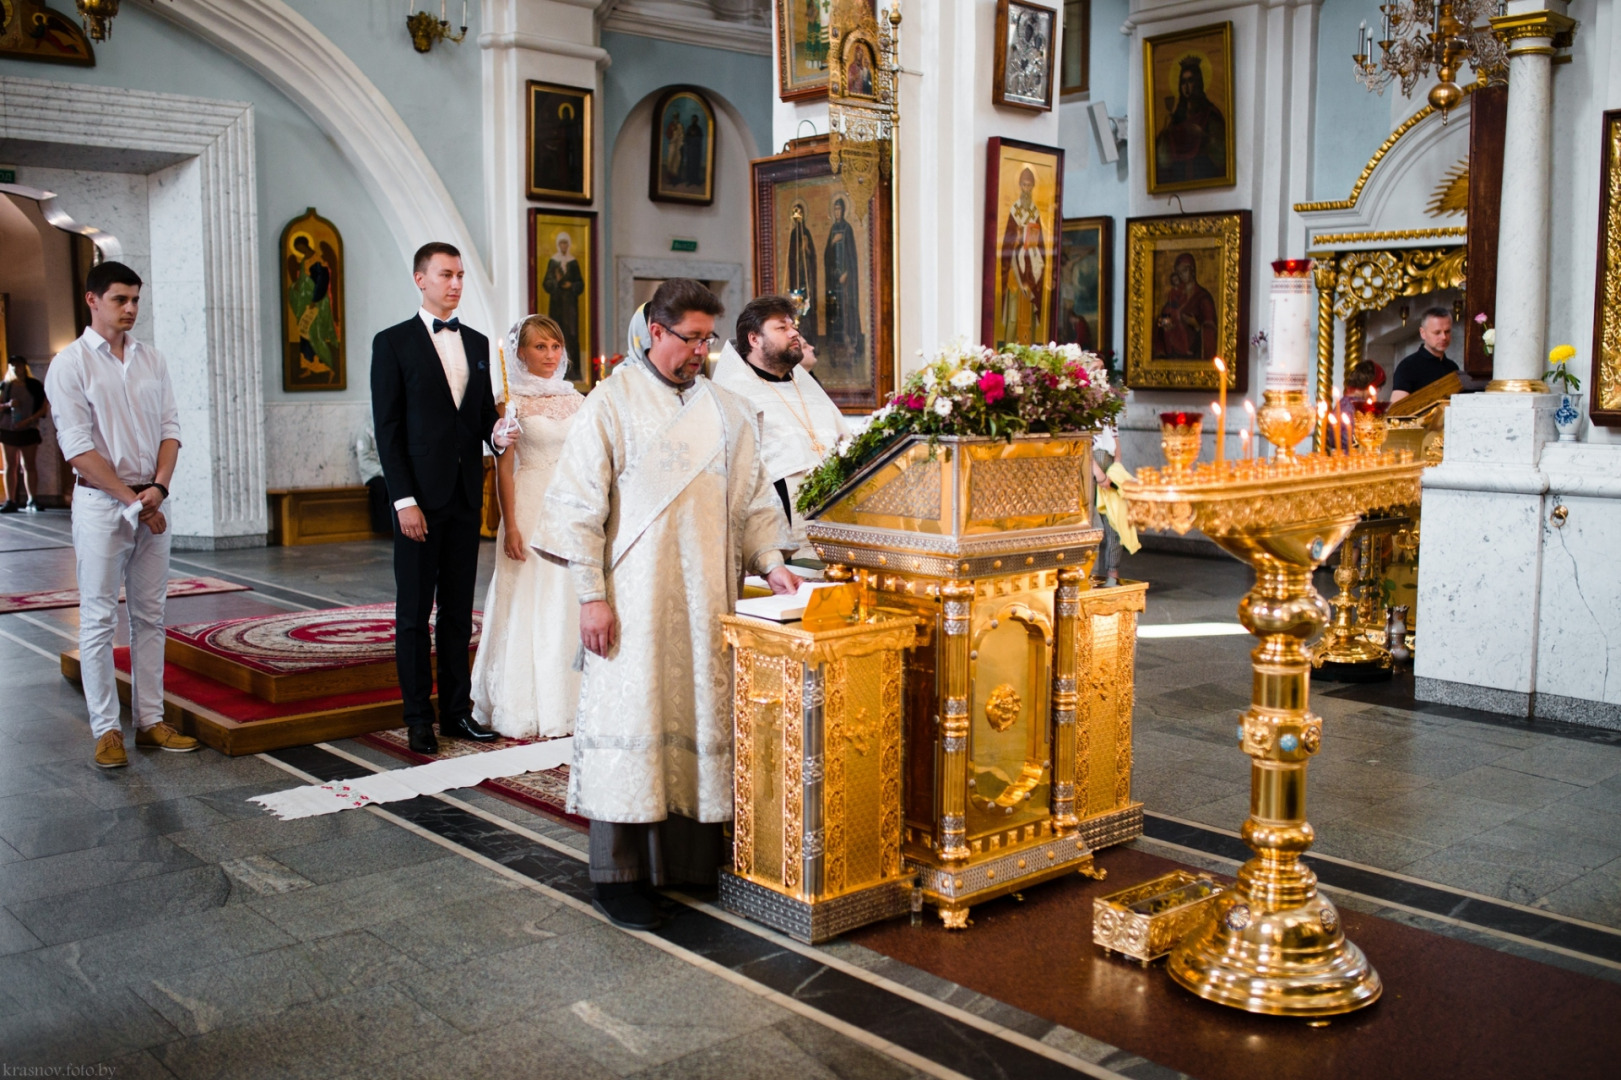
[{"left": 370, "top": 315, "right": 500, "bottom": 513}]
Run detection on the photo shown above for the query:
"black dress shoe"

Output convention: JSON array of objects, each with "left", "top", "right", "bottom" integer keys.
[
  {"left": 440, "top": 714, "right": 498, "bottom": 742},
  {"left": 407, "top": 724, "right": 439, "bottom": 755},
  {"left": 592, "top": 883, "right": 662, "bottom": 931}
]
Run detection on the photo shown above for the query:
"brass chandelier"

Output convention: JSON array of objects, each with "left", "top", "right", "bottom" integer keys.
[{"left": 1352, "top": 2, "right": 1508, "bottom": 120}]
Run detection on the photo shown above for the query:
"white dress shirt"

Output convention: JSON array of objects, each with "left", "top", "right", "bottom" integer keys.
[
  {"left": 394, "top": 308, "right": 471, "bottom": 512},
  {"left": 419, "top": 307, "right": 469, "bottom": 407},
  {"left": 46, "top": 327, "right": 181, "bottom": 489}
]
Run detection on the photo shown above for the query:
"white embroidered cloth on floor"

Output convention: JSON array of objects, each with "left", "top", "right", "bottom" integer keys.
[{"left": 249, "top": 738, "right": 573, "bottom": 820}]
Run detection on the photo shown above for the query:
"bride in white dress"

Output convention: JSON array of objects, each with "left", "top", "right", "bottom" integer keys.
[{"left": 470, "top": 314, "right": 584, "bottom": 738}]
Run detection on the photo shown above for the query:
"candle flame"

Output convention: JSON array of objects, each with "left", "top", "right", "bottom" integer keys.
[
  {"left": 1211, "top": 401, "right": 1222, "bottom": 417},
  {"left": 1213, "top": 357, "right": 1226, "bottom": 373}
]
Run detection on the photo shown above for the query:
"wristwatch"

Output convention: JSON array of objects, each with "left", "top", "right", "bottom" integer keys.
[{"left": 153, "top": 482, "right": 169, "bottom": 500}]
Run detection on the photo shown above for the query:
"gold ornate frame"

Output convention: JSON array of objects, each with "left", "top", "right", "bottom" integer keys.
[
  {"left": 1124, "top": 210, "right": 1249, "bottom": 392},
  {"left": 1142, "top": 21, "right": 1236, "bottom": 194},
  {"left": 1588, "top": 108, "right": 1621, "bottom": 426}
]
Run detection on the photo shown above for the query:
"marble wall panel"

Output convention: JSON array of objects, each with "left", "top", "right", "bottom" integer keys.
[
  {"left": 149, "top": 158, "right": 216, "bottom": 538},
  {"left": 1536, "top": 444, "right": 1621, "bottom": 714},
  {"left": 1414, "top": 486, "right": 1546, "bottom": 699},
  {"left": 263, "top": 401, "right": 373, "bottom": 488}
]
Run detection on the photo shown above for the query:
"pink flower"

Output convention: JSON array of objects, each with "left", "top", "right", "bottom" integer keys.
[
  {"left": 1474, "top": 312, "right": 1489, "bottom": 325},
  {"left": 979, "top": 371, "right": 1006, "bottom": 404},
  {"left": 905, "top": 393, "right": 927, "bottom": 410}
]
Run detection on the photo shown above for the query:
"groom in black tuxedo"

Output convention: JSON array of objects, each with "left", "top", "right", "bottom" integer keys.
[{"left": 371, "top": 242, "right": 513, "bottom": 754}]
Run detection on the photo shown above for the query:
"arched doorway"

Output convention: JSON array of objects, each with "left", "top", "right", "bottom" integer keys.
[
  {"left": 607, "top": 86, "right": 760, "bottom": 347},
  {"left": 0, "top": 183, "right": 109, "bottom": 509}
]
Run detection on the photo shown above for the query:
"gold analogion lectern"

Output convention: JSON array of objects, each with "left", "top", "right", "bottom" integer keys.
[
  {"left": 718, "top": 610, "right": 923, "bottom": 943},
  {"left": 806, "top": 434, "right": 1146, "bottom": 927}
]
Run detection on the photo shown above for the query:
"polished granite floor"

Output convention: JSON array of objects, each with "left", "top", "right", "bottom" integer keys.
[{"left": 2, "top": 509, "right": 1619, "bottom": 1079}]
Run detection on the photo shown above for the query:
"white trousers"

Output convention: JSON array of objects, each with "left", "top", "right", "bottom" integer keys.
[{"left": 71, "top": 489, "right": 171, "bottom": 737}]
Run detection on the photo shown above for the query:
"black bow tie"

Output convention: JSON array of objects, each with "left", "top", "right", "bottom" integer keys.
[{"left": 432, "top": 317, "right": 460, "bottom": 334}]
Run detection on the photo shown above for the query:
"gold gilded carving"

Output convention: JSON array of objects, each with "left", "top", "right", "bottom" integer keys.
[
  {"left": 1593, "top": 115, "right": 1621, "bottom": 423},
  {"left": 852, "top": 458, "right": 942, "bottom": 521},
  {"left": 985, "top": 684, "right": 1022, "bottom": 732},
  {"left": 1294, "top": 83, "right": 1481, "bottom": 214},
  {"left": 1334, "top": 251, "right": 1399, "bottom": 319},
  {"left": 966, "top": 456, "right": 1087, "bottom": 520},
  {"left": 825, "top": 657, "right": 848, "bottom": 896},
  {"left": 1114, "top": 610, "right": 1138, "bottom": 808},
  {"left": 880, "top": 649, "right": 904, "bottom": 878},
  {"left": 1126, "top": 468, "right": 1423, "bottom": 538},
  {"left": 733, "top": 648, "right": 756, "bottom": 877},
  {"left": 783, "top": 657, "right": 804, "bottom": 894},
  {"left": 1315, "top": 226, "right": 1467, "bottom": 246}
]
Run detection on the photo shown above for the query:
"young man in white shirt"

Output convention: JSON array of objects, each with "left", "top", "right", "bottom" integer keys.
[{"left": 46, "top": 261, "right": 198, "bottom": 768}]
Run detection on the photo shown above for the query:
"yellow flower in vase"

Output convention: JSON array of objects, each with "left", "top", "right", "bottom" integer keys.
[{"left": 1544, "top": 344, "right": 1582, "bottom": 393}]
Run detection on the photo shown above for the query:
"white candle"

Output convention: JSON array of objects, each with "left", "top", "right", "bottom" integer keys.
[{"left": 1266, "top": 259, "right": 1314, "bottom": 391}]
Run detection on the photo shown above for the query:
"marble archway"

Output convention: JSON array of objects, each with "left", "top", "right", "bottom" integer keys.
[{"left": 146, "top": 0, "right": 496, "bottom": 332}]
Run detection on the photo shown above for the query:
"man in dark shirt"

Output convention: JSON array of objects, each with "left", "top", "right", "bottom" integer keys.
[{"left": 1390, "top": 307, "right": 1460, "bottom": 402}]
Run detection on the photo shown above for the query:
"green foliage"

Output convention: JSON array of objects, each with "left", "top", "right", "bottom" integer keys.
[{"left": 795, "top": 342, "right": 1126, "bottom": 517}]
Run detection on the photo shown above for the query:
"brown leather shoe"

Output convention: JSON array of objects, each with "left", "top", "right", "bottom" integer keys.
[
  {"left": 135, "top": 721, "right": 200, "bottom": 753},
  {"left": 94, "top": 730, "right": 129, "bottom": 769}
]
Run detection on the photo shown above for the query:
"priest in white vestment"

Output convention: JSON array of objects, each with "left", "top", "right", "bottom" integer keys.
[
  {"left": 535, "top": 280, "right": 798, "bottom": 930},
  {"left": 710, "top": 295, "right": 850, "bottom": 559}
]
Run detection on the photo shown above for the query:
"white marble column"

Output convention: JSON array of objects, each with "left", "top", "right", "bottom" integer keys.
[
  {"left": 1487, "top": 1, "right": 1573, "bottom": 389},
  {"left": 1413, "top": 4, "right": 1576, "bottom": 716}
]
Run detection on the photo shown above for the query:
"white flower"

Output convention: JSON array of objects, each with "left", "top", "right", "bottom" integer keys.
[
  {"left": 1482, "top": 328, "right": 1496, "bottom": 346},
  {"left": 921, "top": 369, "right": 938, "bottom": 389},
  {"left": 949, "top": 368, "right": 977, "bottom": 390},
  {"left": 871, "top": 404, "right": 895, "bottom": 423},
  {"left": 1057, "top": 377, "right": 1074, "bottom": 390},
  {"left": 1003, "top": 367, "right": 1022, "bottom": 386},
  {"left": 933, "top": 397, "right": 953, "bottom": 417},
  {"left": 835, "top": 434, "right": 854, "bottom": 455}
]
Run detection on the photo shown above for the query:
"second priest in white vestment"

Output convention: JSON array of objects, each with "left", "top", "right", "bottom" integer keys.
[
  {"left": 710, "top": 295, "right": 850, "bottom": 559},
  {"left": 535, "top": 280, "right": 797, "bottom": 930}
]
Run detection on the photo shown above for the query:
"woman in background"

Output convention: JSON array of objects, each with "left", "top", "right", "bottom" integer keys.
[
  {"left": 0, "top": 356, "right": 48, "bottom": 513},
  {"left": 469, "top": 315, "right": 584, "bottom": 739}
]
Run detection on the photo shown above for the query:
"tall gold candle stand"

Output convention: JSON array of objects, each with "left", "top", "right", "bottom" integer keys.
[{"left": 1122, "top": 419, "right": 1422, "bottom": 1016}]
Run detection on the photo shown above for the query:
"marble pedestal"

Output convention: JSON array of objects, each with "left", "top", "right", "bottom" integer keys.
[{"left": 1414, "top": 394, "right": 1621, "bottom": 728}]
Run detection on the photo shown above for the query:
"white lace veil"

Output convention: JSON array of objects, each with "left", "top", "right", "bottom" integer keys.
[{"left": 503, "top": 316, "right": 582, "bottom": 400}]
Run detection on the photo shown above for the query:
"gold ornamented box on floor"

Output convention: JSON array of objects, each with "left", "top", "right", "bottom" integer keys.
[
  {"left": 718, "top": 610, "right": 923, "bottom": 943},
  {"left": 1093, "top": 871, "right": 1225, "bottom": 963},
  {"left": 806, "top": 434, "right": 1148, "bottom": 927}
]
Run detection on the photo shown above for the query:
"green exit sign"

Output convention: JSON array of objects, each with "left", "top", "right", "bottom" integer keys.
[
  {"left": 670, "top": 237, "right": 698, "bottom": 253},
  {"left": 0, "top": 169, "right": 15, "bottom": 184}
]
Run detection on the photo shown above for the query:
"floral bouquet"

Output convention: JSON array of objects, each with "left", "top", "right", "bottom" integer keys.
[
  {"left": 1544, "top": 344, "right": 1581, "bottom": 392},
  {"left": 1475, "top": 312, "right": 1495, "bottom": 355},
  {"left": 795, "top": 341, "right": 1125, "bottom": 516}
]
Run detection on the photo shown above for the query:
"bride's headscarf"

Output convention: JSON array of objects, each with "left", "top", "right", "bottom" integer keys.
[
  {"left": 625, "top": 303, "right": 653, "bottom": 368},
  {"left": 503, "top": 315, "right": 581, "bottom": 399}
]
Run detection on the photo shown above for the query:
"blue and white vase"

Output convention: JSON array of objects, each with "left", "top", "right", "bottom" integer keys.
[{"left": 1553, "top": 392, "right": 1584, "bottom": 442}]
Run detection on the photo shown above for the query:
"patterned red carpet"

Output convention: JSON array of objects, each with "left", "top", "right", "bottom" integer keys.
[
  {"left": 167, "top": 602, "right": 481, "bottom": 674},
  {"left": 0, "top": 575, "right": 248, "bottom": 614}
]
